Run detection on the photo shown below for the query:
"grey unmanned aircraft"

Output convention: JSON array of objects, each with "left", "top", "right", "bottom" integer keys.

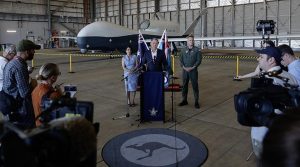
[{"left": 76, "top": 11, "right": 206, "bottom": 53}]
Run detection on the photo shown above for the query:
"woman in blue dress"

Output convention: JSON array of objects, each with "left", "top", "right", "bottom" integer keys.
[{"left": 122, "top": 46, "right": 138, "bottom": 106}]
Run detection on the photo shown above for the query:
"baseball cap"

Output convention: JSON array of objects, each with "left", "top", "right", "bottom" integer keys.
[
  {"left": 17, "top": 39, "right": 41, "bottom": 52},
  {"left": 255, "top": 47, "right": 282, "bottom": 64}
]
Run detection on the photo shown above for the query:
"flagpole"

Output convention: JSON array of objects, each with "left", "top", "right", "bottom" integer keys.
[
  {"left": 172, "top": 54, "right": 175, "bottom": 76},
  {"left": 158, "top": 29, "right": 166, "bottom": 49}
]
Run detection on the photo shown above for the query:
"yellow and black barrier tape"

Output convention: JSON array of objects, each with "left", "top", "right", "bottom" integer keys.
[
  {"left": 35, "top": 52, "right": 123, "bottom": 58},
  {"left": 35, "top": 52, "right": 255, "bottom": 60},
  {"left": 202, "top": 55, "right": 257, "bottom": 59},
  {"left": 35, "top": 53, "right": 67, "bottom": 56},
  {"left": 69, "top": 54, "right": 123, "bottom": 58}
]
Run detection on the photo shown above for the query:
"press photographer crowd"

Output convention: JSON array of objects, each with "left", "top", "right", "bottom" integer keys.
[
  {"left": 234, "top": 44, "right": 300, "bottom": 166},
  {"left": 0, "top": 40, "right": 98, "bottom": 167},
  {"left": 0, "top": 22, "right": 300, "bottom": 167},
  {"left": 231, "top": 20, "right": 300, "bottom": 166}
]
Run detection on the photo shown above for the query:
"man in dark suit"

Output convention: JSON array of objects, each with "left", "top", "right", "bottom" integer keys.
[{"left": 142, "top": 38, "right": 167, "bottom": 72}]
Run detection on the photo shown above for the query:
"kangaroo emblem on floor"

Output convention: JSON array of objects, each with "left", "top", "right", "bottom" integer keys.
[{"left": 126, "top": 142, "right": 186, "bottom": 160}]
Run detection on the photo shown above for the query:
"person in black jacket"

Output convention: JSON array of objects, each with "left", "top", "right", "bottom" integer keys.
[{"left": 142, "top": 38, "right": 167, "bottom": 72}]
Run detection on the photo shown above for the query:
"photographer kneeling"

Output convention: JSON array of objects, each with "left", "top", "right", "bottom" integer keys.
[
  {"left": 250, "top": 47, "right": 298, "bottom": 159},
  {"left": 31, "top": 63, "right": 63, "bottom": 127}
]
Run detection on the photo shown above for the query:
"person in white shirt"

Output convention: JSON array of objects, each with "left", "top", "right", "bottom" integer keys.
[
  {"left": 278, "top": 44, "right": 300, "bottom": 86},
  {"left": 251, "top": 47, "right": 298, "bottom": 160},
  {"left": 0, "top": 45, "right": 16, "bottom": 90}
]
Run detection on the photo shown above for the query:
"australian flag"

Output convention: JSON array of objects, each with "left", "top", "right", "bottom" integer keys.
[
  {"left": 137, "top": 30, "right": 149, "bottom": 67},
  {"left": 158, "top": 29, "right": 173, "bottom": 75}
]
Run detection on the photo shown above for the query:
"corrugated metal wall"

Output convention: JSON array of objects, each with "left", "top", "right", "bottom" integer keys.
[
  {"left": 95, "top": 0, "right": 300, "bottom": 48},
  {"left": 1, "top": 0, "right": 300, "bottom": 48},
  {"left": 0, "top": 0, "right": 86, "bottom": 45}
]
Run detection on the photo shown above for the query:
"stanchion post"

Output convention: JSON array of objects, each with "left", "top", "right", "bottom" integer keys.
[
  {"left": 31, "top": 59, "right": 34, "bottom": 68},
  {"left": 236, "top": 56, "right": 239, "bottom": 77},
  {"left": 69, "top": 54, "right": 75, "bottom": 73},
  {"left": 172, "top": 54, "right": 175, "bottom": 76}
]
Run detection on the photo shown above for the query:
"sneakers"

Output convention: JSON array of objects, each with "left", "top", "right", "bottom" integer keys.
[
  {"left": 178, "top": 101, "right": 188, "bottom": 106},
  {"left": 195, "top": 102, "right": 200, "bottom": 109}
]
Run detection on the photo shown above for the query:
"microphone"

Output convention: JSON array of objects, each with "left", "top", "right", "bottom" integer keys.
[
  {"left": 121, "top": 75, "right": 128, "bottom": 81},
  {"left": 140, "top": 57, "right": 153, "bottom": 71}
]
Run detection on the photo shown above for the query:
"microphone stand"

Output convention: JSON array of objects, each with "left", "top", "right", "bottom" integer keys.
[
  {"left": 112, "top": 75, "right": 130, "bottom": 120},
  {"left": 112, "top": 58, "right": 151, "bottom": 121},
  {"left": 171, "top": 74, "right": 175, "bottom": 122},
  {"left": 112, "top": 56, "right": 159, "bottom": 121}
]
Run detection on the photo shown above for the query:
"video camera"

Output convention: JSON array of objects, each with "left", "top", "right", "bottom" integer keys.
[
  {"left": 39, "top": 93, "right": 94, "bottom": 124},
  {"left": 256, "top": 20, "right": 276, "bottom": 37},
  {"left": 234, "top": 75, "right": 300, "bottom": 127},
  {"left": 256, "top": 20, "right": 276, "bottom": 47},
  {"left": 0, "top": 94, "right": 99, "bottom": 167}
]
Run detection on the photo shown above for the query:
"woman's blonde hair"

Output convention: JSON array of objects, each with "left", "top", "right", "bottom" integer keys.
[{"left": 36, "top": 63, "right": 60, "bottom": 80}]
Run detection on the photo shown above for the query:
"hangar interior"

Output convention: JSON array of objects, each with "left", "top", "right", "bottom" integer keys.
[
  {"left": 1, "top": 0, "right": 300, "bottom": 48},
  {"left": 0, "top": 1, "right": 300, "bottom": 167}
]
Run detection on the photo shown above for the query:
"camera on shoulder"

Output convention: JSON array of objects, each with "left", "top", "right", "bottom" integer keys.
[{"left": 234, "top": 76, "right": 300, "bottom": 127}]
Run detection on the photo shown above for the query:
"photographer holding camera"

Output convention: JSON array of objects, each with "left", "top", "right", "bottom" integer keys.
[
  {"left": 31, "top": 63, "right": 63, "bottom": 127},
  {"left": 234, "top": 40, "right": 275, "bottom": 80},
  {"left": 250, "top": 47, "right": 298, "bottom": 159}
]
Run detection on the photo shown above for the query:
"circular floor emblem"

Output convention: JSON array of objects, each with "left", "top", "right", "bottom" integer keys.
[
  {"left": 102, "top": 128, "right": 208, "bottom": 167},
  {"left": 120, "top": 134, "right": 189, "bottom": 166}
]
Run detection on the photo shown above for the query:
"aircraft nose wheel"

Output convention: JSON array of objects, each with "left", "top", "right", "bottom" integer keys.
[{"left": 80, "top": 49, "right": 87, "bottom": 54}]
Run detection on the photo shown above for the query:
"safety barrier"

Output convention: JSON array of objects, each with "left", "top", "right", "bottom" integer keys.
[
  {"left": 34, "top": 53, "right": 122, "bottom": 73},
  {"left": 233, "top": 56, "right": 257, "bottom": 77},
  {"left": 67, "top": 54, "right": 123, "bottom": 73},
  {"left": 33, "top": 52, "right": 257, "bottom": 75}
]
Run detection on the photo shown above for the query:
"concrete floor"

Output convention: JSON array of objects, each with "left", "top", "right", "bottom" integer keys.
[{"left": 5, "top": 49, "right": 260, "bottom": 167}]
